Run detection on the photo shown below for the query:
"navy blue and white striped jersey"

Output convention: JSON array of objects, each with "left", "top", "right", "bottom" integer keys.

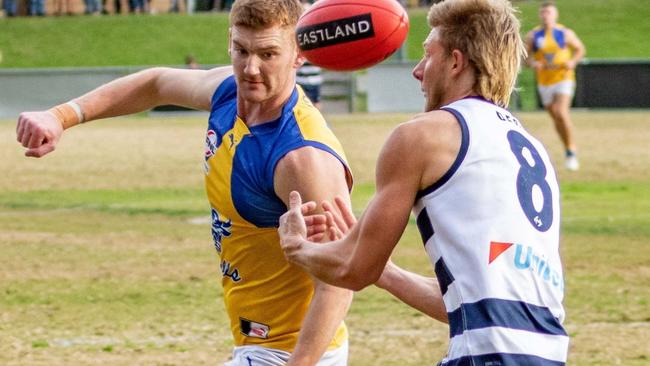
[{"left": 414, "top": 97, "right": 568, "bottom": 366}]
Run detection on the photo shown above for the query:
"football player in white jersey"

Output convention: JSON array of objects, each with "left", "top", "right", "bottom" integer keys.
[{"left": 279, "top": 0, "right": 569, "bottom": 365}]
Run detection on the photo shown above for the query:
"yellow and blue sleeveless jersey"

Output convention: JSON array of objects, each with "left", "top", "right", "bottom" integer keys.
[
  {"left": 204, "top": 75, "right": 351, "bottom": 352},
  {"left": 531, "top": 24, "right": 575, "bottom": 86}
]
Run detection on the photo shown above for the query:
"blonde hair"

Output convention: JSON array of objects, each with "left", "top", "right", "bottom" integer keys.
[
  {"left": 427, "top": 0, "right": 526, "bottom": 107},
  {"left": 230, "top": 0, "right": 304, "bottom": 29}
]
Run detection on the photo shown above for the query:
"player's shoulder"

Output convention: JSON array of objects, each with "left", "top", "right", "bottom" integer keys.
[
  {"left": 555, "top": 23, "right": 577, "bottom": 35},
  {"left": 389, "top": 110, "right": 460, "bottom": 151},
  {"left": 403, "top": 110, "right": 459, "bottom": 132}
]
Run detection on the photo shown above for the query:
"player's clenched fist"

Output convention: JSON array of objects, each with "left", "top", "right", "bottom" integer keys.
[
  {"left": 17, "top": 101, "right": 84, "bottom": 158},
  {"left": 16, "top": 110, "right": 64, "bottom": 158}
]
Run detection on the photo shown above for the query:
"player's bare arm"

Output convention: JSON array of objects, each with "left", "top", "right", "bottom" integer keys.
[
  {"left": 280, "top": 111, "right": 461, "bottom": 290},
  {"left": 375, "top": 260, "right": 448, "bottom": 323},
  {"left": 16, "top": 66, "right": 232, "bottom": 158},
  {"left": 274, "top": 146, "right": 353, "bottom": 366},
  {"left": 523, "top": 31, "right": 541, "bottom": 71},
  {"left": 565, "top": 29, "right": 586, "bottom": 69},
  {"left": 317, "top": 195, "right": 449, "bottom": 324}
]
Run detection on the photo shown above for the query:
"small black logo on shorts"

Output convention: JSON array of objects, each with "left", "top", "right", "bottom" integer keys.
[{"left": 297, "top": 13, "right": 375, "bottom": 51}]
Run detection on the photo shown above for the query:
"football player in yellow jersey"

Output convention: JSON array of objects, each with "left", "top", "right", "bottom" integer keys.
[
  {"left": 15, "top": 0, "right": 353, "bottom": 365},
  {"left": 525, "top": 1, "right": 585, "bottom": 171}
]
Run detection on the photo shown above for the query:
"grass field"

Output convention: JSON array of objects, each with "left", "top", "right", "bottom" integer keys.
[{"left": 1, "top": 110, "right": 649, "bottom": 365}]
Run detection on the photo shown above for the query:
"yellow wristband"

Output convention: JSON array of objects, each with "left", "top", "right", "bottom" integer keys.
[{"left": 48, "top": 102, "right": 84, "bottom": 130}]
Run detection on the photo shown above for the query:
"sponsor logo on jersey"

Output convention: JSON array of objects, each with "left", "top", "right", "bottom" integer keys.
[
  {"left": 211, "top": 208, "right": 232, "bottom": 253},
  {"left": 489, "top": 241, "right": 563, "bottom": 291},
  {"left": 205, "top": 130, "right": 218, "bottom": 160},
  {"left": 240, "top": 318, "right": 270, "bottom": 339},
  {"left": 297, "top": 13, "right": 375, "bottom": 51}
]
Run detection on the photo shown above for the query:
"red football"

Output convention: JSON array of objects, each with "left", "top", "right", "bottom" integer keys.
[{"left": 296, "top": 0, "right": 409, "bottom": 71}]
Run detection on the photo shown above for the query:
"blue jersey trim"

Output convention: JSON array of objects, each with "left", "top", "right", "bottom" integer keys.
[
  {"left": 232, "top": 138, "right": 350, "bottom": 228},
  {"left": 416, "top": 208, "right": 434, "bottom": 245},
  {"left": 532, "top": 27, "right": 567, "bottom": 52},
  {"left": 229, "top": 86, "right": 350, "bottom": 228},
  {"left": 532, "top": 28, "right": 545, "bottom": 52},
  {"left": 447, "top": 298, "right": 568, "bottom": 338},
  {"left": 208, "top": 75, "right": 238, "bottom": 149},
  {"left": 416, "top": 107, "right": 470, "bottom": 200},
  {"left": 442, "top": 353, "right": 565, "bottom": 366},
  {"left": 434, "top": 257, "right": 455, "bottom": 296},
  {"left": 553, "top": 28, "right": 566, "bottom": 49}
]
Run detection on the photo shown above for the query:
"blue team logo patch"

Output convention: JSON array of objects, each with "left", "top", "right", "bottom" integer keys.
[
  {"left": 211, "top": 208, "right": 232, "bottom": 253},
  {"left": 543, "top": 53, "right": 555, "bottom": 64}
]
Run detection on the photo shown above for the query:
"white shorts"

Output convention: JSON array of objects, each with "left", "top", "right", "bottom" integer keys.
[
  {"left": 537, "top": 80, "right": 575, "bottom": 106},
  {"left": 224, "top": 341, "right": 348, "bottom": 366}
]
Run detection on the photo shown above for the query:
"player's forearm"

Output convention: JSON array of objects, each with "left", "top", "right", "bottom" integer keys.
[
  {"left": 572, "top": 46, "right": 585, "bottom": 64},
  {"left": 376, "top": 263, "right": 448, "bottom": 323},
  {"left": 289, "top": 282, "right": 352, "bottom": 365},
  {"left": 294, "top": 235, "right": 381, "bottom": 291},
  {"left": 73, "top": 67, "right": 171, "bottom": 123}
]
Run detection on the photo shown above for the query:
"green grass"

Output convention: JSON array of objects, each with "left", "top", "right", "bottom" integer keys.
[
  {"left": 0, "top": 14, "right": 232, "bottom": 68},
  {"left": 0, "top": 188, "right": 208, "bottom": 216}
]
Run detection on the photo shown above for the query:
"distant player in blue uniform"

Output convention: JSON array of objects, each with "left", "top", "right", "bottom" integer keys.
[
  {"left": 16, "top": 0, "right": 353, "bottom": 365},
  {"left": 525, "top": 1, "right": 585, "bottom": 171},
  {"left": 280, "top": 0, "right": 569, "bottom": 365}
]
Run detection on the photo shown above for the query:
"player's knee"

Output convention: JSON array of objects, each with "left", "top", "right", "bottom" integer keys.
[{"left": 550, "top": 104, "right": 564, "bottom": 119}]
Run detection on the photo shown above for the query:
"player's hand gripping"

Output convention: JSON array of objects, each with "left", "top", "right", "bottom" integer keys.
[
  {"left": 320, "top": 196, "right": 357, "bottom": 240},
  {"left": 279, "top": 191, "right": 313, "bottom": 263},
  {"left": 16, "top": 110, "right": 64, "bottom": 158}
]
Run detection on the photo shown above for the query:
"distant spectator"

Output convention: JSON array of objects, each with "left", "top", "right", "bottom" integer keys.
[
  {"left": 169, "top": 0, "right": 180, "bottom": 12},
  {"left": 29, "top": 0, "right": 45, "bottom": 16},
  {"left": 296, "top": 61, "right": 323, "bottom": 110},
  {"left": 185, "top": 55, "right": 199, "bottom": 69},
  {"left": 85, "top": 0, "right": 101, "bottom": 14},
  {"left": 102, "top": 0, "right": 121, "bottom": 14},
  {"left": 129, "top": 0, "right": 145, "bottom": 13},
  {"left": 54, "top": 0, "right": 74, "bottom": 15},
  {"left": 3, "top": 0, "right": 17, "bottom": 16}
]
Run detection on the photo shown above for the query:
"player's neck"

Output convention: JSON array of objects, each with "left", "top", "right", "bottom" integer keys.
[
  {"left": 442, "top": 72, "right": 476, "bottom": 107},
  {"left": 543, "top": 21, "right": 556, "bottom": 30},
  {"left": 238, "top": 86, "right": 294, "bottom": 127}
]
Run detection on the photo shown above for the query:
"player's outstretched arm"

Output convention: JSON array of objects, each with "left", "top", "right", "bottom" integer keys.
[
  {"left": 274, "top": 146, "right": 354, "bottom": 366},
  {"left": 279, "top": 111, "right": 460, "bottom": 314},
  {"left": 316, "top": 197, "right": 447, "bottom": 323},
  {"left": 280, "top": 122, "right": 425, "bottom": 290},
  {"left": 16, "top": 66, "right": 232, "bottom": 158}
]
